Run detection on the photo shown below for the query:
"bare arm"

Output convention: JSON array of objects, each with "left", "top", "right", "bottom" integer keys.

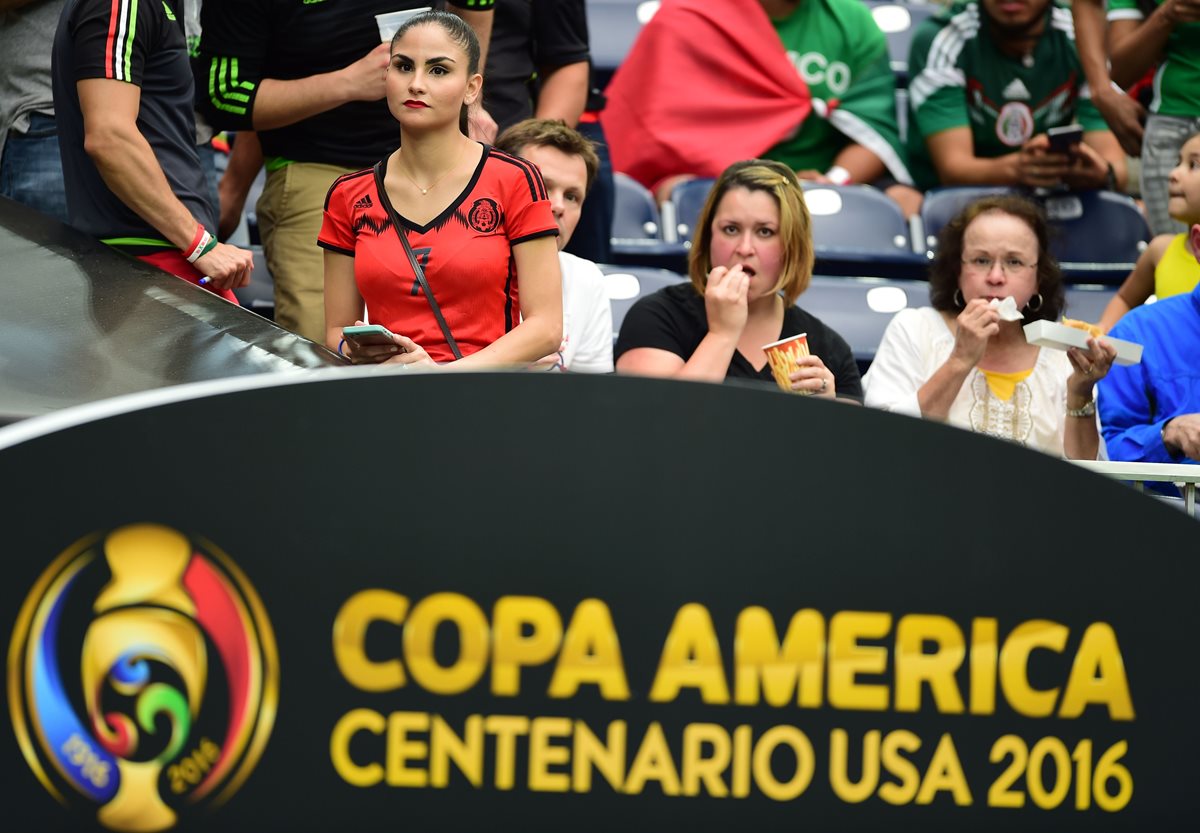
[
  {"left": 253, "top": 44, "right": 390, "bottom": 131},
  {"left": 1075, "top": 129, "right": 1128, "bottom": 191},
  {"left": 1099, "top": 236, "right": 1168, "bottom": 331},
  {"left": 927, "top": 128, "right": 1076, "bottom": 188},
  {"left": 917, "top": 356, "right": 976, "bottom": 420},
  {"left": 1108, "top": 2, "right": 1200, "bottom": 89},
  {"left": 78, "top": 78, "right": 252, "bottom": 288},
  {"left": 616, "top": 337, "right": 738, "bottom": 383},
  {"left": 1073, "top": 0, "right": 1114, "bottom": 92},
  {"left": 616, "top": 265, "right": 749, "bottom": 382},
  {"left": 324, "top": 250, "right": 365, "bottom": 353},
  {"left": 533, "top": 61, "right": 589, "bottom": 126},
  {"left": 830, "top": 143, "right": 886, "bottom": 185},
  {"left": 918, "top": 301, "right": 998, "bottom": 419},
  {"left": 1073, "top": 0, "right": 1145, "bottom": 155},
  {"left": 454, "top": 235, "right": 563, "bottom": 367},
  {"left": 454, "top": 8, "right": 493, "bottom": 70},
  {"left": 1063, "top": 341, "right": 1117, "bottom": 459}
]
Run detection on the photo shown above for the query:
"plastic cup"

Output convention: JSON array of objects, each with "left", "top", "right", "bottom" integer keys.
[
  {"left": 375, "top": 7, "right": 431, "bottom": 43},
  {"left": 762, "top": 333, "right": 810, "bottom": 393}
]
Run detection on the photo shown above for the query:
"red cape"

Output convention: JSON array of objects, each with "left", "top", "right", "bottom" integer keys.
[{"left": 600, "top": 0, "right": 812, "bottom": 189}]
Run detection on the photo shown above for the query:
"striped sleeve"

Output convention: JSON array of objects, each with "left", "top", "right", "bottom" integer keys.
[
  {"left": 489, "top": 151, "right": 558, "bottom": 245},
  {"left": 69, "top": 0, "right": 157, "bottom": 86},
  {"left": 1105, "top": 0, "right": 1145, "bottom": 23},
  {"left": 194, "top": 0, "right": 269, "bottom": 130},
  {"left": 908, "top": 6, "right": 980, "bottom": 141}
]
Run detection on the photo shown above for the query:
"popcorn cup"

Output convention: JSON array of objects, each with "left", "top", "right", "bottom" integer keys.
[
  {"left": 762, "top": 333, "right": 810, "bottom": 393},
  {"left": 376, "top": 7, "right": 431, "bottom": 43}
]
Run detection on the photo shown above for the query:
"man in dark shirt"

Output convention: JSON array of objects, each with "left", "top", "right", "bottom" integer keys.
[
  {"left": 197, "top": 0, "right": 495, "bottom": 342},
  {"left": 484, "top": 0, "right": 611, "bottom": 262},
  {"left": 52, "top": 0, "right": 252, "bottom": 295},
  {"left": 484, "top": 0, "right": 590, "bottom": 132}
]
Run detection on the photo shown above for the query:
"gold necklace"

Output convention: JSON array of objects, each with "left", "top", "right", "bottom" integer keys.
[{"left": 397, "top": 143, "right": 467, "bottom": 195}]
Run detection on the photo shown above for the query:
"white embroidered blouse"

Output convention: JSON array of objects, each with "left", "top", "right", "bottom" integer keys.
[{"left": 863, "top": 307, "right": 1074, "bottom": 457}]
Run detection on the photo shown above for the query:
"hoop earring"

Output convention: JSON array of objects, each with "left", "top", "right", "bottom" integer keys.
[
  {"left": 953, "top": 289, "right": 964, "bottom": 309},
  {"left": 1026, "top": 293, "right": 1043, "bottom": 313}
]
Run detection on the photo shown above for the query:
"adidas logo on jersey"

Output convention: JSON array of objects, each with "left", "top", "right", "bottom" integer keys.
[
  {"left": 1003, "top": 78, "right": 1031, "bottom": 101},
  {"left": 353, "top": 195, "right": 374, "bottom": 211}
]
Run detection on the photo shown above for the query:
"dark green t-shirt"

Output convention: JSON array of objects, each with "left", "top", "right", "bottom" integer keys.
[{"left": 906, "top": 1, "right": 1106, "bottom": 190}]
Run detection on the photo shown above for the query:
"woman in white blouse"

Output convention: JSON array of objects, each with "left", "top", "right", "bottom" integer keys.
[{"left": 864, "top": 196, "right": 1116, "bottom": 459}]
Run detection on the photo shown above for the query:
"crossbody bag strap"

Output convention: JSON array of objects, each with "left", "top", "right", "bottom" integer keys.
[
  {"left": 373, "top": 160, "right": 463, "bottom": 361},
  {"left": 395, "top": 224, "right": 463, "bottom": 361}
]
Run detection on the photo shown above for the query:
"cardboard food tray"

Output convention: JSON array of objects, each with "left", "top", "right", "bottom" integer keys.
[{"left": 1023, "top": 320, "right": 1142, "bottom": 365}]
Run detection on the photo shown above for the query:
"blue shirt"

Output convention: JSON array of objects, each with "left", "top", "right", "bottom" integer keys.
[{"left": 1099, "top": 284, "right": 1200, "bottom": 463}]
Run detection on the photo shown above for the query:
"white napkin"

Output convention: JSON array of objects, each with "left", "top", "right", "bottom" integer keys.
[{"left": 990, "top": 296, "right": 1024, "bottom": 321}]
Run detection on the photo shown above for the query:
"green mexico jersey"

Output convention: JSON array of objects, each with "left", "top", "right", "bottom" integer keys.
[
  {"left": 766, "top": 0, "right": 905, "bottom": 177},
  {"left": 1107, "top": 0, "right": 1200, "bottom": 117},
  {"left": 906, "top": 1, "right": 1106, "bottom": 190}
]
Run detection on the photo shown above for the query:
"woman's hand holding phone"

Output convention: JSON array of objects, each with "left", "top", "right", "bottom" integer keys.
[
  {"left": 341, "top": 321, "right": 405, "bottom": 364},
  {"left": 381, "top": 335, "right": 436, "bottom": 368}
]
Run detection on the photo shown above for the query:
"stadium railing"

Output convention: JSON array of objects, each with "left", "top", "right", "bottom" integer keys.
[{"left": 1073, "top": 461, "right": 1200, "bottom": 518}]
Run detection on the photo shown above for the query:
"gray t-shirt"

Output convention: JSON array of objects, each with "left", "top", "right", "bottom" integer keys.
[{"left": 0, "top": 0, "right": 66, "bottom": 158}]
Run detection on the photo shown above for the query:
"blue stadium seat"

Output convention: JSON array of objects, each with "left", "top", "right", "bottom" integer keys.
[
  {"left": 666, "top": 177, "right": 716, "bottom": 244},
  {"left": 865, "top": 1, "right": 938, "bottom": 85},
  {"left": 1062, "top": 284, "right": 1119, "bottom": 324},
  {"left": 670, "top": 180, "right": 913, "bottom": 256},
  {"left": 919, "top": 186, "right": 1017, "bottom": 253},
  {"left": 921, "top": 187, "right": 1149, "bottom": 283},
  {"left": 802, "top": 275, "right": 932, "bottom": 373},
  {"left": 586, "top": 0, "right": 657, "bottom": 88},
  {"left": 802, "top": 183, "right": 915, "bottom": 257},
  {"left": 1042, "top": 190, "right": 1150, "bottom": 274},
  {"left": 612, "top": 172, "right": 662, "bottom": 242},
  {"left": 597, "top": 263, "right": 688, "bottom": 343}
]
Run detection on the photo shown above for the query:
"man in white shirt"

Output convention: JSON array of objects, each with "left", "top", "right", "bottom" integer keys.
[{"left": 496, "top": 119, "right": 613, "bottom": 373}]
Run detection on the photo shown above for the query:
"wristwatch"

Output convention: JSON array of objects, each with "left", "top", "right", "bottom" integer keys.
[{"left": 1066, "top": 399, "right": 1096, "bottom": 418}]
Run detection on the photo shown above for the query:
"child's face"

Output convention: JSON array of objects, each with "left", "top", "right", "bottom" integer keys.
[{"left": 1167, "top": 136, "right": 1200, "bottom": 225}]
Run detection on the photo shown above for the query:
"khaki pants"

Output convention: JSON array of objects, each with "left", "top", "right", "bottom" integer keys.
[{"left": 256, "top": 161, "right": 355, "bottom": 342}]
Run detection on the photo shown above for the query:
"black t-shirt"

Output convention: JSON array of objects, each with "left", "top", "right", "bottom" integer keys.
[
  {"left": 197, "top": 0, "right": 491, "bottom": 168},
  {"left": 483, "top": 0, "right": 590, "bottom": 132},
  {"left": 53, "top": 0, "right": 216, "bottom": 247},
  {"left": 615, "top": 283, "right": 864, "bottom": 398}
]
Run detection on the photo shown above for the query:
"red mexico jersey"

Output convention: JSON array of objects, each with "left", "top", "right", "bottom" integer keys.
[{"left": 319, "top": 145, "right": 558, "bottom": 362}]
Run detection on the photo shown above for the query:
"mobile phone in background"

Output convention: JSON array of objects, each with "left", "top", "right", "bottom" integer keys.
[{"left": 1047, "top": 124, "right": 1084, "bottom": 156}]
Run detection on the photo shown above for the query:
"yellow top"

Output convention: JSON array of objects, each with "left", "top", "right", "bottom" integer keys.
[
  {"left": 979, "top": 367, "right": 1035, "bottom": 402},
  {"left": 1154, "top": 233, "right": 1200, "bottom": 299}
]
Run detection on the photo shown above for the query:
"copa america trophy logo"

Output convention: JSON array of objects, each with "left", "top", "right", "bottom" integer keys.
[{"left": 7, "top": 524, "right": 278, "bottom": 832}]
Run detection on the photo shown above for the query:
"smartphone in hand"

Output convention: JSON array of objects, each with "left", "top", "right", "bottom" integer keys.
[
  {"left": 342, "top": 324, "right": 400, "bottom": 348},
  {"left": 1047, "top": 124, "right": 1084, "bottom": 156}
]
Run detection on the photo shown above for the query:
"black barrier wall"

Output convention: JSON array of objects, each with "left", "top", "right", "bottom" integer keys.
[
  {"left": 0, "top": 197, "right": 341, "bottom": 424},
  {"left": 1, "top": 372, "right": 1196, "bottom": 831}
]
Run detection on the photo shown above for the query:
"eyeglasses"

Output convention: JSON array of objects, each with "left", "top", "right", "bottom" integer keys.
[{"left": 962, "top": 255, "right": 1038, "bottom": 276}]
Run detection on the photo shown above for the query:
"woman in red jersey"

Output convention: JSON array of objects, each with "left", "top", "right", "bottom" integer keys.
[{"left": 319, "top": 11, "right": 562, "bottom": 366}]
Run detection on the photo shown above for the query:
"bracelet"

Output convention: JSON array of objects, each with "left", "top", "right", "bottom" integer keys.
[
  {"left": 1104, "top": 162, "right": 1117, "bottom": 192},
  {"left": 337, "top": 338, "right": 346, "bottom": 357},
  {"left": 184, "top": 227, "right": 214, "bottom": 263},
  {"left": 1066, "top": 399, "right": 1096, "bottom": 418},
  {"left": 185, "top": 224, "right": 205, "bottom": 255},
  {"left": 825, "top": 165, "right": 853, "bottom": 186}
]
